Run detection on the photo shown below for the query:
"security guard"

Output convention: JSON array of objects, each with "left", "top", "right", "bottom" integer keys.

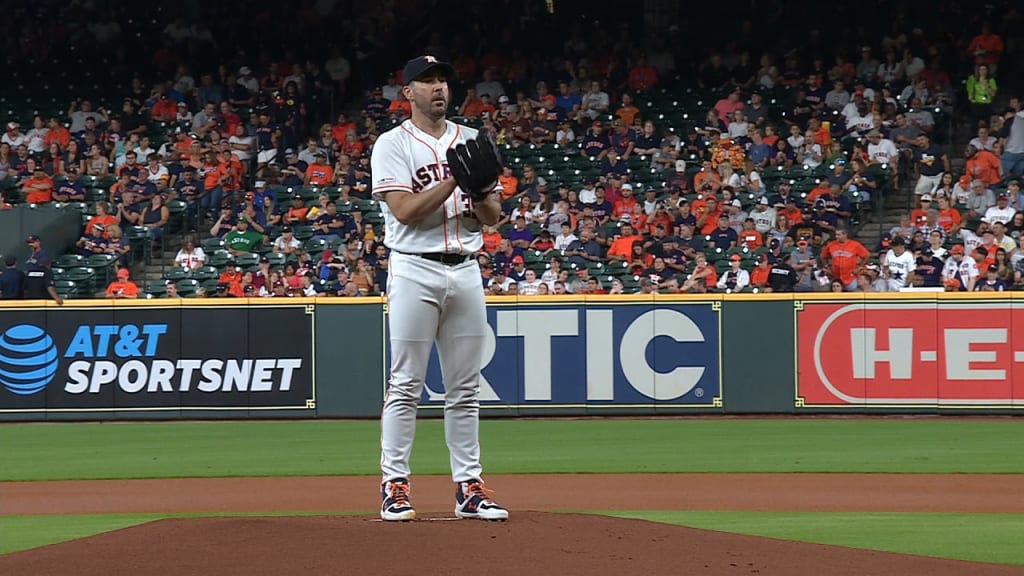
[{"left": 23, "top": 258, "right": 64, "bottom": 305}]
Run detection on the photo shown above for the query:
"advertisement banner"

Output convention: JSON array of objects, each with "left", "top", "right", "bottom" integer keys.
[
  {"left": 796, "top": 299, "right": 1024, "bottom": 408},
  {"left": 0, "top": 304, "right": 315, "bottom": 413},
  {"left": 406, "top": 300, "right": 723, "bottom": 410}
]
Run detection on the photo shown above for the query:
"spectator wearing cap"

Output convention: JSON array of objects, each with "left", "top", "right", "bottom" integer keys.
[
  {"left": 612, "top": 184, "right": 637, "bottom": 220},
  {"left": 223, "top": 217, "right": 263, "bottom": 256},
  {"left": 303, "top": 151, "right": 335, "bottom": 187},
  {"left": 106, "top": 267, "right": 140, "bottom": 299},
  {"left": 21, "top": 165, "right": 54, "bottom": 204},
  {"left": 279, "top": 148, "right": 308, "bottom": 187},
  {"left": 914, "top": 247, "right": 945, "bottom": 288},
  {"left": 284, "top": 194, "right": 310, "bottom": 225},
  {"left": 881, "top": 236, "right": 916, "bottom": 291},
  {"left": 717, "top": 254, "right": 750, "bottom": 292},
  {"left": 274, "top": 226, "right": 302, "bottom": 256},
  {"left": 310, "top": 200, "right": 348, "bottom": 245},
  {"left": 605, "top": 223, "right": 643, "bottom": 263},
  {"left": 580, "top": 120, "right": 612, "bottom": 160},
  {"left": 974, "top": 264, "right": 1007, "bottom": 292},
  {"left": 749, "top": 196, "right": 777, "bottom": 235},
  {"left": 507, "top": 255, "right": 529, "bottom": 283},
  {"left": 53, "top": 166, "right": 86, "bottom": 202},
  {"left": 709, "top": 214, "right": 738, "bottom": 250},
  {"left": 983, "top": 192, "right": 1015, "bottom": 226},
  {"left": 173, "top": 167, "right": 205, "bottom": 229},
  {"left": 942, "top": 244, "right": 976, "bottom": 291}
]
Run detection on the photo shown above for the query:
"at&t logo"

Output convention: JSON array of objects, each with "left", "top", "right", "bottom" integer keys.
[{"left": 0, "top": 325, "right": 59, "bottom": 395}]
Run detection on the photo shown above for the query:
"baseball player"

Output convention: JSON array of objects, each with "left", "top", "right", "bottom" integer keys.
[{"left": 371, "top": 54, "right": 509, "bottom": 522}]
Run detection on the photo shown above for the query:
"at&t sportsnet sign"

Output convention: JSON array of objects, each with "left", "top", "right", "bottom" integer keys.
[
  {"left": 797, "top": 300, "right": 1024, "bottom": 408},
  {"left": 0, "top": 305, "right": 315, "bottom": 413}
]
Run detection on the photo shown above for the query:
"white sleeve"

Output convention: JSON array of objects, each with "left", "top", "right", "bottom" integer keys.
[
  {"left": 736, "top": 270, "right": 750, "bottom": 290},
  {"left": 370, "top": 131, "right": 414, "bottom": 198}
]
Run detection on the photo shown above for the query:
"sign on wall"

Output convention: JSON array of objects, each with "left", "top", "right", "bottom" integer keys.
[
  {"left": 403, "top": 301, "right": 723, "bottom": 409},
  {"left": 0, "top": 305, "right": 315, "bottom": 413},
  {"left": 796, "top": 300, "right": 1024, "bottom": 408}
]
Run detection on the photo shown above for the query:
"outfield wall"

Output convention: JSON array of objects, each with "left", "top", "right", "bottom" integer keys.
[{"left": 1, "top": 293, "right": 1021, "bottom": 420}]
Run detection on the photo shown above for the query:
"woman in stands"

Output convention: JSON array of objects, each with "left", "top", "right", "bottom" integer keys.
[
  {"left": 934, "top": 173, "right": 956, "bottom": 199},
  {"left": 993, "top": 248, "right": 1014, "bottom": 284},
  {"left": 139, "top": 194, "right": 170, "bottom": 248},
  {"left": 174, "top": 236, "right": 206, "bottom": 271},
  {"left": 43, "top": 142, "right": 66, "bottom": 176},
  {"left": 104, "top": 225, "right": 131, "bottom": 266},
  {"left": 85, "top": 143, "right": 109, "bottom": 177},
  {"left": 64, "top": 140, "right": 86, "bottom": 175},
  {"left": 282, "top": 262, "right": 302, "bottom": 292},
  {"left": 1008, "top": 212, "right": 1024, "bottom": 240},
  {"left": 769, "top": 139, "right": 795, "bottom": 169},
  {"left": 0, "top": 142, "right": 11, "bottom": 181},
  {"left": 259, "top": 271, "right": 283, "bottom": 297}
]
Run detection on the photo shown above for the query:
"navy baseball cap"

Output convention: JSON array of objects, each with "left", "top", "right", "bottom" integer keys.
[{"left": 402, "top": 55, "right": 455, "bottom": 84}]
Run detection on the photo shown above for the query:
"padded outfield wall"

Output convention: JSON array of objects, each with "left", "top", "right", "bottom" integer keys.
[{"left": 0, "top": 293, "right": 1021, "bottom": 420}]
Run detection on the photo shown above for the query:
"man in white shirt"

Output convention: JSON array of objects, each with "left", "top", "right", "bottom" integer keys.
[
  {"left": 580, "top": 80, "right": 610, "bottom": 121},
  {"left": 983, "top": 193, "right": 1015, "bottom": 225},
  {"left": 553, "top": 222, "right": 578, "bottom": 251},
  {"left": 134, "top": 137, "right": 156, "bottom": 162},
  {"left": 474, "top": 67, "right": 506, "bottom": 101},
  {"left": 25, "top": 118, "right": 49, "bottom": 154},
  {"left": 882, "top": 236, "right": 916, "bottom": 291},
  {"left": 2, "top": 122, "right": 26, "bottom": 148},
  {"left": 866, "top": 130, "right": 898, "bottom": 166},
  {"left": 941, "top": 244, "right": 978, "bottom": 291},
  {"left": 578, "top": 179, "right": 598, "bottom": 204}
]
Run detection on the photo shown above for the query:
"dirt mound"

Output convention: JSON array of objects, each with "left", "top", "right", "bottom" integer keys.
[{"left": 2, "top": 512, "right": 1021, "bottom": 576}]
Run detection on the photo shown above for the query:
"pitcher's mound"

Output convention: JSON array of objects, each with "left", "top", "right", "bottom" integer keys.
[{"left": 2, "top": 512, "right": 1020, "bottom": 576}]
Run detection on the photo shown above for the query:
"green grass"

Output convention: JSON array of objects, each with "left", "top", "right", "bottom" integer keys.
[
  {"left": 609, "top": 511, "right": 1024, "bottom": 566},
  {"left": 0, "top": 511, "right": 351, "bottom": 555},
  {"left": 2, "top": 419, "right": 1024, "bottom": 481}
]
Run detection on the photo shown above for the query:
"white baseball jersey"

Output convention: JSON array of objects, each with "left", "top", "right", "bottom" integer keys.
[
  {"left": 868, "top": 139, "right": 898, "bottom": 165},
  {"left": 883, "top": 249, "right": 916, "bottom": 290},
  {"left": 372, "top": 119, "right": 501, "bottom": 254}
]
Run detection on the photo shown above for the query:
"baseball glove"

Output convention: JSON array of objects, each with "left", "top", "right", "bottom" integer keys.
[{"left": 446, "top": 130, "right": 503, "bottom": 202}]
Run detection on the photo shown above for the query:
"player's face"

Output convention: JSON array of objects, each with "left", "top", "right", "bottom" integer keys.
[{"left": 406, "top": 72, "right": 449, "bottom": 120}]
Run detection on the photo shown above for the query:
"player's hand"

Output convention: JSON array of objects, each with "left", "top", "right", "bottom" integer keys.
[{"left": 447, "top": 130, "right": 503, "bottom": 202}]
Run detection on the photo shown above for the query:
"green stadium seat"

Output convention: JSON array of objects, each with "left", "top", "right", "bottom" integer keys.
[
  {"left": 145, "top": 281, "right": 168, "bottom": 298},
  {"left": 192, "top": 266, "right": 220, "bottom": 282},
  {"left": 163, "top": 267, "right": 192, "bottom": 282},
  {"left": 175, "top": 278, "right": 199, "bottom": 297},
  {"left": 54, "top": 280, "right": 78, "bottom": 298},
  {"left": 64, "top": 267, "right": 97, "bottom": 296},
  {"left": 56, "top": 254, "right": 85, "bottom": 269}
]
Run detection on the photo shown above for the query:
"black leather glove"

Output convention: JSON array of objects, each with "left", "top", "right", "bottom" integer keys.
[{"left": 446, "top": 130, "right": 503, "bottom": 202}]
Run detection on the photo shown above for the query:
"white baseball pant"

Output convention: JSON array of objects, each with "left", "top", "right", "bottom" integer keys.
[{"left": 380, "top": 251, "right": 487, "bottom": 484}]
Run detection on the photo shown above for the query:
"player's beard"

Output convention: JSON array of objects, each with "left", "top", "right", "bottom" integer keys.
[{"left": 420, "top": 93, "right": 447, "bottom": 121}]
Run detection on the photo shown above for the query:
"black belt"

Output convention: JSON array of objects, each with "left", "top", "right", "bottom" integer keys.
[{"left": 402, "top": 251, "right": 472, "bottom": 265}]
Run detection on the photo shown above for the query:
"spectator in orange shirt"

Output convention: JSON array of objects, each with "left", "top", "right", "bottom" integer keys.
[
  {"left": 86, "top": 201, "right": 118, "bottom": 238},
  {"left": 738, "top": 219, "right": 763, "bottom": 250},
  {"left": 458, "top": 87, "right": 484, "bottom": 118},
  {"left": 304, "top": 151, "right": 335, "bottom": 186},
  {"left": 150, "top": 94, "right": 178, "bottom": 122},
  {"left": 628, "top": 57, "right": 658, "bottom": 92},
  {"left": 388, "top": 92, "right": 412, "bottom": 119},
  {"left": 750, "top": 253, "right": 771, "bottom": 288},
  {"left": 615, "top": 93, "right": 640, "bottom": 127},
  {"left": 498, "top": 166, "right": 518, "bottom": 201},
  {"left": 106, "top": 268, "right": 140, "bottom": 299},
  {"left": 699, "top": 197, "right": 724, "bottom": 235},
  {"left": 43, "top": 118, "right": 70, "bottom": 150},
  {"left": 967, "top": 22, "right": 1004, "bottom": 72},
  {"left": 22, "top": 166, "right": 54, "bottom": 204},
  {"left": 606, "top": 223, "right": 643, "bottom": 262},
  {"left": 218, "top": 264, "right": 246, "bottom": 298},
  {"left": 964, "top": 145, "right": 1003, "bottom": 186},
  {"left": 821, "top": 227, "right": 870, "bottom": 290},
  {"left": 612, "top": 184, "right": 637, "bottom": 220},
  {"left": 331, "top": 113, "right": 358, "bottom": 147},
  {"left": 935, "top": 195, "right": 962, "bottom": 234},
  {"left": 285, "top": 195, "right": 310, "bottom": 225}
]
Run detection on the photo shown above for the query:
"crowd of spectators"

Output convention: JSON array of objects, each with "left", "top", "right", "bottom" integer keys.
[{"left": 1, "top": 0, "right": 1022, "bottom": 298}]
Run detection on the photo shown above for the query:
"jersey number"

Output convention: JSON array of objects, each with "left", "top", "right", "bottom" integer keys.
[{"left": 460, "top": 191, "right": 475, "bottom": 219}]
